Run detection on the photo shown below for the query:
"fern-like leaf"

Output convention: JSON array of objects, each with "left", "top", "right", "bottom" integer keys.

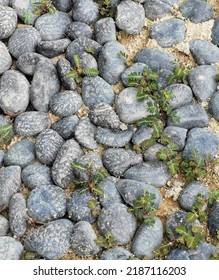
[{"left": 84, "top": 68, "right": 99, "bottom": 77}]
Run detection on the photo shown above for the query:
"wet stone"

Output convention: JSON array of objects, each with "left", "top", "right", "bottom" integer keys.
[
  {"left": 57, "top": 58, "right": 77, "bottom": 91},
  {"left": 65, "top": 22, "right": 93, "bottom": 40},
  {"left": 212, "top": 17, "right": 219, "bottom": 46},
  {"left": 100, "top": 247, "right": 132, "bottom": 260},
  {"left": 0, "top": 237, "right": 23, "bottom": 260},
  {"left": 9, "top": 193, "right": 27, "bottom": 237},
  {"left": 27, "top": 185, "right": 67, "bottom": 223},
  {"left": 35, "top": 129, "right": 64, "bottom": 166},
  {"left": 208, "top": 202, "right": 219, "bottom": 237},
  {"left": 72, "top": 0, "right": 99, "bottom": 25},
  {"left": 0, "top": 42, "right": 12, "bottom": 75},
  {"left": 0, "top": 215, "right": 9, "bottom": 236},
  {"left": 97, "top": 203, "right": 137, "bottom": 245},
  {"left": 4, "top": 139, "right": 35, "bottom": 169},
  {"left": 144, "top": 0, "right": 173, "bottom": 21},
  {"left": 95, "top": 17, "right": 116, "bottom": 45},
  {"left": 0, "top": 6, "right": 17, "bottom": 39},
  {"left": 51, "top": 115, "right": 79, "bottom": 139},
  {"left": 37, "top": 38, "right": 71, "bottom": 58},
  {"left": 209, "top": 92, "right": 219, "bottom": 121},
  {"left": 161, "top": 126, "right": 188, "bottom": 151},
  {"left": 132, "top": 125, "right": 153, "bottom": 146}
]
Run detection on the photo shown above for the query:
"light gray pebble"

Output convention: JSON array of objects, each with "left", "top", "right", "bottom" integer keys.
[
  {"left": 0, "top": 237, "right": 23, "bottom": 260},
  {"left": 0, "top": 6, "right": 17, "bottom": 39},
  {"left": 72, "top": 52, "right": 98, "bottom": 70},
  {"left": 72, "top": 0, "right": 99, "bottom": 25},
  {"left": 65, "top": 22, "right": 93, "bottom": 40},
  {"left": 166, "top": 248, "right": 190, "bottom": 260},
  {"left": 0, "top": 215, "right": 9, "bottom": 236},
  {"left": 95, "top": 17, "right": 116, "bottom": 45},
  {"left": 0, "top": 0, "right": 9, "bottom": 5},
  {"left": 37, "top": 38, "right": 71, "bottom": 58},
  {"left": 11, "top": 0, "right": 39, "bottom": 25},
  {"left": 188, "top": 242, "right": 219, "bottom": 260},
  {"left": 51, "top": 115, "right": 79, "bottom": 139},
  {"left": 0, "top": 42, "right": 12, "bottom": 75}
]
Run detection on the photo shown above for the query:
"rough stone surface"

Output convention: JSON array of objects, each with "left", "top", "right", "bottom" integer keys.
[
  {"left": 208, "top": 202, "right": 219, "bottom": 236},
  {"left": 144, "top": 0, "right": 173, "bottom": 20},
  {"left": 209, "top": 92, "right": 219, "bottom": 121},
  {"left": 51, "top": 115, "right": 79, "bottom": 139},
  {"left": 0, "top": 215, "right": 9, "bottom": 236},
  {"left": 100, "top": 247, "right": 132, "bottom": 260},
  {"left": 72, "top": 0, "right": 99, "bottom": 25},
  {"left": 65, "top": 22, "right": 93, "bottom": 41},
  {"left": 161, "top": 126, "right": 188, "bottom": 151},
  {"left": 0, "top": 42, "right": 12, "bottom": 75},
  {"left": 37, "top": 38, "right": 71, "bottom": 58},
  {"left": 95, "top": 17, "right": 116, "bottom": 45},
  {"left": 212, "top": 17, "right": 219, "bottom": 46},
  {"left": 0, "top": 237, "right": 23, "bottom": 260},
  {"left": 56, "top": 58, "right": 77, "bottom": 90},
  {"left": 98, "top": 203, "right": 137, "bottom": 245},
  {"left": 0, "top": 6, "right": 17, "bottom": 39}
]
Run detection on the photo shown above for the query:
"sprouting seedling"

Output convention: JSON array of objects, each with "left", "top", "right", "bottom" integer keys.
[
  {"left": 167, "top": 61, "right": 191, "bottom": 85},
  {"left": 22, "top": 11, "right": 32, "bottom": 24},
  {"left": 95, "top": 232, "right": 117, "bottom": 249},
  {"left": 186, "top": 194, "right": 207, "bottom": 223},
  {"left": 118, "top": 51, "right": 133, "bottom": 67},
  {"left": 32, "top": 0, "right": 56, "bottom": 16},
  {"left": 175, "top": 224, "right": 203, "bottom": 249},
  {"left": 94, "top": 0, "right": 116, "bottom": 18},
  {"left": 0, "top": 124, "right": 13, "bottom": 148},
  {"left": 208, "top": 189, "right": 219, "bottom": 206}
]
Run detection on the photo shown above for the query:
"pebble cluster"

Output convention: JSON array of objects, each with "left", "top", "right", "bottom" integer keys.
[{"left": 0, "top": 0, "right": 219, "bottom": 260}]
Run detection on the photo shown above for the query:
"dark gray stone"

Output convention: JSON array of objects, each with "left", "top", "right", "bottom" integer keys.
[
  {"left": 121, "top": 62, "right": 147, "bottom": 87},
  {"left": 132, "top": 125, "right": 153, "bottom": 146},
  {"left": 209, "top": 92, "right": 219, "bottom": 121},
  {"left": 24, "top": 219, "right": 73, "bottom": 259},
  {"left": 124, "top": 161, "right": 171, "bottom": 187},
  {"left": 179, "top": 181, "right": 209, "bottom": 211},
  {"left": 0, "top": 70, "right": 30, "bottom": 116},
  {"left": 100, "top": 247, "right": 132, "bottom": 260},
  {"left": 103, "top": 148, "right": 142, "bottom": 177},
  {"left": 0, "top": 166, "right": 21, "bottom": 211},
  {"left": 135, "top": 48, "right": 176, "bottom": 72},
  {"left": 182, "top": 128, "right": 219, "bottom": 161},
  {"left": 0, "top": 215, "right": 9, "bottom": 236},
  {"left": 111, "top": 0, "right": 121, "bottom": 6},
  {"left": 53, "top": 0, "right": 73, "bottom": 12},
  {"left": 8, "top": 26, "right": 41, "bottom": 59},
  {"left": 116, "top": 87, "right": 153, "bottom": 124},
  {"left": 188, "top": 65, "right": 217, "bottom": 101},
  {"left": 50, "top": 91, "right": 82, "bottom": 118},
  {"left": 0, "top": 6, "right": 17, "bottom": 39},
  {"left": 116, "top": 179, "right": 162, "bottom": 207},
  {"left": 82, "top": 76, "right": 115, "bottom": 109},
  {"left": 30, "top": 60, "right": 61, "bottom": 112},
  {"left": 190, "top": 40, "right": 219, "bottom": 65},
  {"left": 116, "top": 0, "right": 145, "bottom": 35},
  {"left": 14, "top": 111, "right": 51, "bottom": 136},
  {"left": 95, "top": 127, "right": 133, "bottom": 147},
  {"left": 65, "top": 22, "right": 93, "bottom": 40},
  {"left": 98, "top": 41, "right": 127, "bottom": 84},
  {"left": 67, "top": 189, "right": 100, "bottom": 223},
  {"left": 166, "top": 249, "right": 190, "bottom": 260},
  {"left": 188, "top": 242, "right": 219, "bottom": 260},
  {"left": 131, "top": 218, "right": 163, "bottom": 259},
  {"left": 97, "top": 203, "right": 137, "bottom": 245},
  {"left": 150, "top": 19, "right": 185, "bottom": 47},
  {"left": 70, "top": 221, "right": 100, "bottom": 257},
  {"left": 72, "top": 52, "right": 98, "bottom": 71},
  {"left": 168, "top": 104, "right": 209, "bottom": 129},
  {"left": 52, "top": 139, "right": 84, "bottom": 189},
  {"left": 212, "top": 17, "right": 219, "bottom": 46},
  {"left": 34, "top": 11, "right": 72, "bottom": 40},
  {"left": 144, "top": 0, "right": 172, "bottom": 21},
  {"left": 143, "top": 144, "right": 166, "bottom": 162},
  {"left": 57, "top": 58, "right": 77, "bottom": 91},
  {"left": 208, "top": 202, "right": 219, "bottom": 236},
  {"left": 95, "top": 17, "right": 116, "bottom": 45},
  {"left": 0, "top": 42, "right": 12, "bottom": 75},
  {"left": 11, "top": 0, "right": 39, "bottom": 25},
  {"left": 4, "top": 139, "right": 35, "bottom": 169},
  {"left": 164, "top": 84, "right": 193, "bottom": 110},
  {"left": 180, "top": 0, "right": 213, "bottom": 23},
  {"left": 27, "top": 185, "right": 67, "bottom": 223},
  {"left": 51, "top": 115, "right": 79, "bottom": 139},
  {"left": 35, "top": 129, "right": 64, "bottom": 166},
  {"left": 9, "top": 193, "right": 27, "bottom": 237},
  {"left": 22, "top": 164, "right": 53, "bottom": 190},
  {"left": 98, "top": 176, "right": 123, "bottom": 208},
  {"left": 72, "top": 0, "right": 99, "bottom": 25},
  {"left": 90, "top": 103, "right": 120, "bottom": 129},
  {"left": 37, "top": 38, "right": 71, "bottom": 58},
  {"left": 16, "top": 52, "right": 50, "bottom": 76},
  {"left": 0, "top": 237, "right": 23, "bottom": 260},
  {"left": 161, "top": 126, "right": 188, "bottom": 151},
  {"left": 74, "top": 117, "right": 99, "bottom": 150}
]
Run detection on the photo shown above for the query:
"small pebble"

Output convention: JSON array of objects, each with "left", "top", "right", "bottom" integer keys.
[
  {"left": 37, "top": 38, "right": 71, "bottom": 58},
  {"left": 95, "top": 17, "right": 116, "bottom": 45},
  {"left": 0, "top": 6, "right": 17, "bottom": 39},
  {"left": 65, "top": 22, "right": 93, "bottom": 40},
  {"left": 56, "top": 58, "right": 77, "bottom": 91},
  {"left": 0, "top": 215, "right": 9, "bottom": 236},
  {"left": 212, "top": 17, "right": 219, "bottom": 46},
  {"left": 72, "top": 0, "right": 99, "bottom": 25},
  {"left": 0, "top": 237, "right": 23, "bottom": 260},
  {"left": 0, "top": 42, "right": 12, "bottom": 75},
  {"left": 51, "top": 115, "right": 79, "bottom": 139},
  {"left": 209, "top": 92, "right": 219, "bottom": 121}
]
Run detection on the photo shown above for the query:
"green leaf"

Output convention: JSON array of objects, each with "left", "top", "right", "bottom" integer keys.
[
  {"left": 84, "top": 68, "right": 99, "bottom": 77},
  {"left": 73, "top": 54, "right": 81, "bottom": 68},
  {"left": 167, "top": 159, "right": 180, "bottom": 175},
  {"left": 0, "top": 124, "right": 13, "bottom": 146},
  {"left": 71, "top": 161, "right": 86, "bottom": 170},
  {"left": 186, "top": 235, "right": 200, "bottom": 249},
  {"left": 136, "top": 87, "right": 147, "bottom": 101},
  {"left": 66, "top": 69, "right": 78, "bottom": 79},
  {"left": 187, "top": 212, "right": 198, "bottom": 223},
  {"left": 87, "top": 199, "right": 98, "bottom": 210},
  {"left": 175, "top": 225, "right": 187, "bottom": 235},
  {"left": 93, "top": 186, "right": 104, "bottom": 196},
  {"left": 140, "top": 138, "right": 157, "bottom": 150}
]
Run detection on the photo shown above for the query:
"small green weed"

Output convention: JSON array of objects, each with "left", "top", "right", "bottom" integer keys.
[
  {"left": 95, "top": 232, "right": 117, "bottom": 249},
  {"left": 208, "top": 189, "right": 219, "bottom": 206},
  {"left": 94, "top": 0, "right": 116, "bottom": 18},
  {"left": 22, "top": 11, "right": 32, "bottom": 24},
  {"left": 0, "top": 124, "right": 13, "bottom": 149},
  {"left": 175, "top": 224, "right": 203, "bottom": 249},
  {"left": 118, "top": 51, "right": 133, "bottom": 67},
  {"left": 167, "top": 61, "right": 191, "bottom": 85},
  {"left": 32, "top": 0, "right": 56, "bottom": 15},
  {"left": 186, "top": 194, "right": 207, "bottom": 223}
]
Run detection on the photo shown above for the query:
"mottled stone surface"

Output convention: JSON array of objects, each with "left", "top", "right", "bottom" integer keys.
[
  {"left": 51, "top": 115, "right": 79, "bottom": 139},
  {"left": 0, "top": 42, "right": 12, "bottom": 75},
  {"left": 0, "top": 237, "right": 23, "bottom": 260},
  {"left": 100, "top": 247, "right": 132, "bottom": 260},
  {"left": 0, "top": 215, "right": 9, "bottom": 236},
  {"left": 65, "top": 21, "right": 93, "bottom": 40},
  {"left": 208, "top": 202, "right": 219, "bottom": 236},
  {"left": 0, "top": 6, "right": 17, "bottom": 39},
  {"left": 72, "top": 0, "right": 99, "bottom": 25},
  {"left": 56, "top": 58, "right": 77, "bottom": 90},
  {"left": 95, "top": 17, "right": 116, "bottom": 45},
  {"left": 37, "top": 38, "right": 71, "bottom": 58}
]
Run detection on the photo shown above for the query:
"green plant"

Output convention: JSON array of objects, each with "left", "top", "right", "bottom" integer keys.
[
  {"left": 95, "top": 232, "right": 117, "bottom": 249},
  {"left": 32, "top": 0, "right": 56, "bottom": 15},
  {"left": 66, "top": 54, "right": 99, "bottom": 84},
  {"left": 175, "top": 224, "right": 203, "bottom": 249},
  {"left": 22, "top": 11, "right": 32, "bottom": 24},
  {"left": 208, "top": 189, "right": 219, "bottom": 206},
  {"left": 0, "top": 124, "right": 13, "bottom": 148},
  {"left": 129, "top": 190, "right": 156, "bottom": 226},
  {"left": 167, "top": 61, "right": 191, "bottom": 85},
  {"left": 94, "top": 0, "right": 116, "bottom": 17},
  {"left": 118, "top": 51, "right": 133, "bottom": 67},
  {"left": 186, "top": 195, "right": 207, "bottom": 223}
]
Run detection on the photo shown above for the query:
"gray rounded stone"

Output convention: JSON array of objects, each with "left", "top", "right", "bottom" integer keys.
[
  {"left": 30, "top": 60, "right": 61, "bottom": 112},
  {"left": 50, "top": 91, "right": 82, "bottom": 118},
  {"left": 116, "top": 179, "right": 162, "bottom": 208},
  {"left": 212, "top": 17, "right": 219, "bottom": 46},
  {"left": 103, "top": 148, "right": 142, "bottom": 177},
  {"left": 180, "top": 0, "right": 213, "bottom": 23},
  {"left": 11, "top": 0, "right": 39, "bottom": 25},
  {"left": 95, "top": 127, "right": 133, "bottom": 148},
  {"left": 0, "top": 6, "right": 17, "bottom": 39},
  {"left": 22, "top": 164, "right": 53, "bottom": 190},
  {"left": 67, "top": 189, "right": 100, "bottom": 224},
  {"left": 0, "top": 70, "right": 30, "bottom": 116},
  {"left": 0, "top": 237, "right": 23, "bottom": 260},
  {"left": 209, "top": 92, "right": 219, "bottom": 121},
  {"left": 82, "top": 76, "right": 115, "bottom": 109},
  {"left": 131, "top": 217, "right": 163, "bottom": 259},
  {"left": 24, "top": 219, "right": 74, "bottom": 259},
  {"left": 188, "top": 242, "right": 219, "bottom": 260},
  {"left": 53, "top": 0, "right": 73, "bottom": 12},
  {"left": 51, "top": 115, "right": 79, "bottom": 139},
  {"left": 0, "top": 215, "right": 9, "bottom": 236},
  {"left": 0, "top": 166, "right": 21, "bottom": 211},
  {"left": 116, "top": 0, "right": 145, "bottom": 35},
  {"left": 4, "top": 139, "right": 35, "bottom": 169},
  {"left": 143, "top": 144, "right": 166, "bottom": 162},
  {"left": 116, "top": 87, "right": 153, "bottom": 124},
  {"left": 0, "top": 42, "right": 12, "bottom": 75},
  {"left": 124, "top": 161, "right": 171, "bottom": 188},
  {"left": 27, "top": 185, "right": 67, "bottom": 223},
  {"left": 72, "top": 0, "right": 99, "bottom": 25},
  {"left": 95, "top": 17, "right": 116, "bottom": 45},
  {"left": 144, "top": 0, "right": 173, "bottom": 21},
  {"left": 150, "top": 19, "right": 185, "bottom": 47},
  {"left": 14, "top": 111, "right": 51, "bottom": 136},
  {"left": 132, "top": 125, "right": 153, "bottom": 146},
  {"left": 168, "top": 104, "right": 209, "bottom": 129},
  {"left": 190, "top": 40, "right": 219, "bottom": 65},
  {"left": 97, "top": 203, "right": 137, "bottom": 245},
  {"left": 35, "top": 129, "right": 64, "bottom": 166},
  {"left": 166, "top": 249, "right": 190, "bottom": 260},
  {"left": 208, "top": 202, "right": 219, "bottom": 236},
  {"left": 57, "top": 58, "right": 77, "bottom": 91},
  {"left": 65, "top": 22, "right": 93, "bottom": 40},
  {"left": 52, "top": 139, "right": 84, "bottom": 189},
  {"left": 100, "top": 247, "right": 132, "bottom": 260},
  {"left": 98, "top": 41, "right": 127, "bottom": 85},
  {"left": 179, "top": 181, "right": 209, "bottom": 211},
  {"left": 9, "top": 193, "right": 27, "bottom": 237},
  {"left": 8, "top": 26, "right": 41, "bottom": 59},
  {"left": 72, "top": 52, "right": 98, "bottom": 71},
  {"left": 34, "top": 11, "right": 72, "bottom": 40},
  {"left": 161, "top": 126, "right": 188, "bottom": 151},
  {"left": 182, "top": 128, "right": 219, "bottom": 161},
  {"left": 37, "top": 38, "right": 71, "bottom": 58},
  {"left": 70, "top": 221, "right": 100, "bottom": 257},
  {"left": 121, "top": 62, "right": 147, "bottom": 87}
]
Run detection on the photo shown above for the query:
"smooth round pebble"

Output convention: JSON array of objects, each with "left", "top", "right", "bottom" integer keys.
[
  {"left": 51, "top": 115, "right": 79, "bottom": 139},
  {"left": 0, "top": 237, "right": 23, "bottom": 260},
  {"left": 65, "top": 22, "right": 93, "bottom": 40},
  {"left": 0, "top": 42, "right": 12, "bottom": 75},
  {"left": 72, "top": 0, "right": 99, "bottom": 25},
  {"left": 144, "top": 0, "right": 173, "bottom": 20},
  {"left": 37, "top": 38, "right": 71, "bottom": 58},
  {"left": 0, "top": 6, "right": 17, "bottom": 39},
  {"left": 209, "top": 92, "right": 219, "bottom": 121},
  {"left": 0, "top": 215, "right": 9, "bottom": 236},
  {"left": 95, "top": 17, "right": 116, "bottom": 45}
]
